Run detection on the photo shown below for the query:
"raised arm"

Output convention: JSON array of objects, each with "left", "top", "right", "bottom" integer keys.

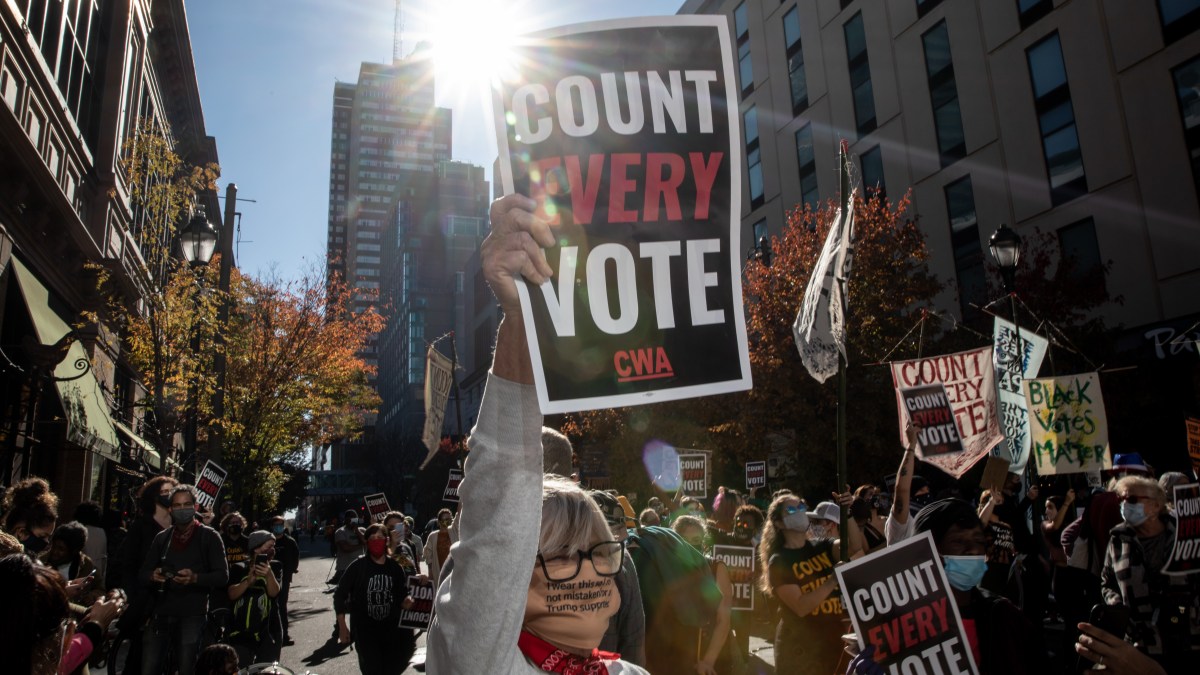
[{"left": 891, "top": 423, "right": 919, "bottom": 524}]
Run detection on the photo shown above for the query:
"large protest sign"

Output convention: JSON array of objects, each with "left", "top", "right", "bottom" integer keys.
[
  {"left": 891, "top": 347, "right": 1003, "bottom": 478},
  {"left": 443, "top": 468, "right": 464, "bottom": 503},
  {"left": 401, "top": 575, "right": 435, "bottom": 629},
  {"left": 713, "top": 545, "right": 755, "bottom": 611},
  {"left": 494, "top": 16, "right": 751, "bottom": 414},
  {"left": 745, "top": 461, "right": 767, "bottom": 490},
  {"left": 1164, "top": 483, "right": 1200, "bottom": 575},
  {"left": 194, "top": 460, "right": 228, "bottom": 512},
  {"left": 899, "top": 384, "right": 964, "bottom": 457},
  {"left": 991, "top": 318, "right": 1049, "bottom": 473},
  {"left": 1025, "top": 372, "right": 1111, "bottom": 475},
  {"left": 679, "top": 452, "right": 708, "bottom": 499},
  {"left": 364, "top": 493, "right": 390, "bottom": 523},
  {"left": 1187, "top": 418, "right": 1200, "bottom": 479},
  {"left": 836, "top": 531, "right": 979, "bottom": 675},
  {"left": 420, "top": 347, "right": 455, "bottom": 469}
]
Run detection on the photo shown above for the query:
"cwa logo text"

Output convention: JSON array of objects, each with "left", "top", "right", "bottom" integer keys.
[{"left": 614, "top": 346, "right": 675, "bottom": 382}]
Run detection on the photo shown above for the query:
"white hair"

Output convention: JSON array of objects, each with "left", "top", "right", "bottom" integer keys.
[{"left": 539, "top": 475, "right": 613, "bottom": 558}]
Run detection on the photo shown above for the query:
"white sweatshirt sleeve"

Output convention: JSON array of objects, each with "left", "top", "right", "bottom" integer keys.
[{"left": 426, "top": 373, "right": 543, "bottom": 674}]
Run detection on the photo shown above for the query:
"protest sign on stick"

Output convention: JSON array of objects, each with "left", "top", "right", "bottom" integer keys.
[
  {"left": 420, "top": 347, "right": 455, "bottom": 469},
  {"left": 1163, "top": 483, "right": 1200, "bottom": 576},
  {"left": 194, "top": 460, "right": 228, "bottom": 513},
  {"left": 836, "top": 531, "right": 979, "bottom": 675},
  {"left": 991, "top": 318, "right": 1048, "bottom": 472},
  {"left": 364, "top": 493, "right": 390, "bottom": 523},
  {"left": 679, "top": 453, "right": 708, "bottom": 499},
  {"left": 1025, "top": 372, "right": 1110, "bottom": 475},
  {"left": 493, "top": 16, "right": 752, "bottom": 414},
  {"left": 891, "top": 347, "right": 1003, "bottom": 477},
  {"left": 980, "top": 456, "right": 1011, "bottom": 495},
  {"left": 745, "top": 461, "right": 767, "bottom": 491},
  {"left": 712, "top": 545, "right": 755, "bottom": 611},
  {"left": 443, "top": 468, "right": 464, "bottom": 503},
  {"left": 400, "top": 575, "right": 435, "bottom": 629},
  {"left": 899, "top": 384, "right": 964, "bottom": 457}
]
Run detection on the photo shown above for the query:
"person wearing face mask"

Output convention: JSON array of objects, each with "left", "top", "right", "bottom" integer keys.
[
  {"left": 139, "top": 484, "right": 229, "bottom": 675},
  {"left": 220, "top": 512, "right": 251, "bottom": 568},
  {"left": 591, "top": 490, "right": 647, "bottom": 667},
  {"left": 759, "top": 493, "right": 864, "bottom": 675},
  {"left": 335, "top": 523, "right": 414, "bottom": 675},
  {"left": 268, "top": 515, "right": 300, "bottom": 645},
  {"left": 43, "top": 521, "right": 104, "bottom": 605},
  {"left": 908, "top": 498, "right": 1047, "bottom": 674},
  {"left": 114, "top": 474, "right": 176, "bottom": 675},
  {"left": 810, "top": 501, "right": 843, "bottom": 541},
  {"left": 226, "top": 530, "right": 283, "bottom": 666},
  {"left": 1, "top": 476, "right": 59, "bottom": 555},
  {"left": 1101, "top": 475, "right": 1200, "bottom": 672},
  {"left": 422, "top": 507, "right": 454, "bottom": 582},
  {"left": 673, "top": 515, "right": 739, "bottom": 675},
  {"left": 333, "top": 508, "right": 365, "bottom": 585},
  {"left": 425, "top": 193, "right": 648, "bottom": 674}
]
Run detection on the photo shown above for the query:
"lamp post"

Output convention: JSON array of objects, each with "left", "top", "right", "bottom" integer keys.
[
  {"left": 745, "top": 235, "right": 772, "bottom": 267},
  {"left": 989, "top": 224, "right": 1026, "bottom": 474},
  {"left": 178, "top": 206, "right": 217, "bottom": 478}
]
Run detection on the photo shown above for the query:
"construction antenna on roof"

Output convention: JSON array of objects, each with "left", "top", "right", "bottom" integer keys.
[{"left": 393, "top": 0, "right": 404, "bottom": 62}]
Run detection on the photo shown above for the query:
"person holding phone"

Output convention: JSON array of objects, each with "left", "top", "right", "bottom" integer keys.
[{"left": 225, "top": 530, "right": 282, "bottom": 666}]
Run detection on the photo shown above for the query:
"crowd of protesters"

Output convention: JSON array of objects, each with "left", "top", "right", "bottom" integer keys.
[{"left": 0, "top": 472, "right": 302, "bottom": 674}]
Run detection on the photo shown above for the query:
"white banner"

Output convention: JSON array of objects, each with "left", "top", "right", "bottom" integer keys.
[
  {"left": 420, "top": 347, "right": 455, "bottom": 469},
  {"left": 991, "top": 318, "right": 1048, "bottom": 473},
  {"left": 794, "top": 186, "right": 856, "bottom": 384}
]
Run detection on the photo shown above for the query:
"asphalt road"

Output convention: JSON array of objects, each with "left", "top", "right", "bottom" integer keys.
[{"left": 276, "top": 537, "right": 427, "bottom": 675}]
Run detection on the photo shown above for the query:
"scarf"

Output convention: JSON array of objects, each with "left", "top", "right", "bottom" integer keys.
[
  {"left": 518, "top": 630, "right": 617, "bottom": 674},
  {"left": 170, "top": 523, "right": 196, "bottom": 552}
]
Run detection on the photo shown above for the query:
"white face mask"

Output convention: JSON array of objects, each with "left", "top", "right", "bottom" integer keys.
[{"left": 783, "top": 512, "right": 810, "bottom": 532}]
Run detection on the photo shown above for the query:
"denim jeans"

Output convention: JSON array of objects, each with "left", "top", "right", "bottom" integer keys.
[{"left": 142, "top": 613, "right": 206, "bottom": 675}]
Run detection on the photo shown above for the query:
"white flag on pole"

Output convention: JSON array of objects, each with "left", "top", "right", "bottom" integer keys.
[{"left": 793, "top": 188, "right": 856, "bottom": 383}]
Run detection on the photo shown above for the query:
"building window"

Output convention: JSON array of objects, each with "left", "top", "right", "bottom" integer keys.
[
  {"left": 783, "top": 7, "right": 808, "bottom": 113},
  {"left": 735, "top": 2, "right": 753, "bottom": 96},
  {"left": 922, "top": 20, "right": 966, "bottom": 166},
  {"left": 844, "top": 13, "right": 876, "bottom": 136},
  {"left": 1174, "top": 56, "right": 1200, "bottom": 198},
  {"left": 753, "top": 219, "right": 767, "bottom": 242},
  {"left": 21, "top": 0, "right": 103, "bottom": 147},
  {"left": 745, "top": 106, "right": 764, "bottom": 207},
  {"left": 795, "top": 124, "right": 819, "bottom": 211},
  {"left": 917, "top": 0, "right": 945, "bottom": 16},
  {"left": 860, "top": 146, "right": 885, "bottom": 199},
  {"left": 1027, "top": 33, "right": 1086, "bottom": 204},
  {"left": 944, "top": 176, "right": 986, "bottom": 321},
  {"left": 1160, "top": 0, "right": 1200, "bottom": 44},
  {"left": 1057, "top": 217, "right": 1105, "bottom": 292},
  {"left": 1017, "top": 0, "right": 1054, "bottom": 28}
]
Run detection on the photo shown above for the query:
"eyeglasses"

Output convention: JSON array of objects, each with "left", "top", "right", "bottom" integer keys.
[
  {"left": 784, "top": 505, "right": 807, "bottom": 515},
  {"left": 1118, "top": 493, "right": 1156, "bottom": 504},
  {"left": 537, "top": 540, "right": 626, "bottom": 583}
]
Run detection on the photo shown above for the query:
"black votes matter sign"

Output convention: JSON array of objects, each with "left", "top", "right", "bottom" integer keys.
[{"left": 494, "top": 16, "right": 751, "bottom": 414}]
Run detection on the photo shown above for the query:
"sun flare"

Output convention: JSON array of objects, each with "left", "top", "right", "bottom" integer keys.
[{"left": 423, "top": 0, "right": 525, "bottom": 97}]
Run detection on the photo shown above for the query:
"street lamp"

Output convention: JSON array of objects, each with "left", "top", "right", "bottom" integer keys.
[
  {"left": 745, "top": 235, "right": 772, "bottom": 267},
  {"left": 180, "top": 207, "right": 218, "bottom": 267},
  {"left": 988, "top": 224, "right": 1021, "bottom": 294}
]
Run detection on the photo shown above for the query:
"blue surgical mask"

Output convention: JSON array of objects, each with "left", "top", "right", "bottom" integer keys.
[
  {"left": 271, "top": 525, "right": 285, "bottom": 535},
  {"left": 1120, "top": 502, "right": 1147, "bottom": 527},
  {"left": 943, "top": 555, "right": 986, "bottom": 591}
]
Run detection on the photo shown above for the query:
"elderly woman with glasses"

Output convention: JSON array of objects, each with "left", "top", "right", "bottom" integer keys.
[{"left": 426, "top": 194, "right": 648, "bottom": 674}]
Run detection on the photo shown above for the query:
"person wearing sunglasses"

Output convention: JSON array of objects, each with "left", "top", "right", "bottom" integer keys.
[
  {"left": 758, "top": 492, "right": 863, "bottom": 675},
  {"left": 1100, "top": 475, "right": 1199, "bottom": 672},
  {"left": 425, "top": 193, "right": 648, "bottom": 674}
]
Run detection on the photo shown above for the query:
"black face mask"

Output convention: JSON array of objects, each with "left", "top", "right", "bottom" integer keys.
[
  {"left": 157, "top": 494, "right": 172, "bottom": 509},
  {"left": 733, "top": 524, "right": 754, "bottom": 540},
  {"left": 911, "top": 493, "right": 934, "bottom": 509},
  {"left": 227, "top": 525, "right": 244, "bottom": 537},
  {"left": 22, "top": 534, "right": 49, "bottom": 554}
]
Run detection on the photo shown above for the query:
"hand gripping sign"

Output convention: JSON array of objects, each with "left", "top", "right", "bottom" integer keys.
[
  {"left": 493, "top": 16, "right": 751, "bottom": 414},
  {"left": 194, "top": 460, "right": 227, "bottom": 513}
]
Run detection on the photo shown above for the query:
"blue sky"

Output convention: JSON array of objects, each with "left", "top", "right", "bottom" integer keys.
[{"left": 187, "top": 0, "right": 685, "bottom": 281}]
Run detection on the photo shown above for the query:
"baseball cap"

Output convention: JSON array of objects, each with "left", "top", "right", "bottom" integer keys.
[
  {"left": 590, "top": 491, "right": 631, "bottom": 527},
  {"left": 1111, "top": 453, "right": 1151, "bottom": 474},
  {"left": 811, "top": 501, "right": 841, "bottom": 524}
]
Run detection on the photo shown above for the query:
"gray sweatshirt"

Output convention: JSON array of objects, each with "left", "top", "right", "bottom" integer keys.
[{"left": 426, "top": 374, "right": 648, "bottom": 674}]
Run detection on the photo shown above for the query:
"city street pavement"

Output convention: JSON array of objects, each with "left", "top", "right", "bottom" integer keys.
[{"left": 277, "top": 535, "right": 774, "bottom": 674}]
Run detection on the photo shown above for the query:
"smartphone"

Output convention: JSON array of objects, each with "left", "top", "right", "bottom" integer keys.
[
  {"left": 254, "top": 553, "right": 269, "bottom": 567},
  {"left": 1088, "top": 603, "right": 1129, "bottom": 639}
]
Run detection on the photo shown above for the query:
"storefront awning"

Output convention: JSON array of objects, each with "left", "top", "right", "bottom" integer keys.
[
  {"left": 112, "top": 419, "right": 160, "bottom": 469},
  {"left": 10, "top": 256, "right": 120, "bottom": 461}
]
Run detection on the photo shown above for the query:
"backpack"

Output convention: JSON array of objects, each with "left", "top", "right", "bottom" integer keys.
[
  {"left": 627, "top": 526, "right": 721, "bottom": 628},
  {"left": 227, "top": 565, "right": 275, "bottom": 643}
]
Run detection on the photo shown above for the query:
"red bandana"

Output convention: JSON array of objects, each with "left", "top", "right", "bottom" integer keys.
[{"left": 518, "top": 630, "right": 618, "bottom": 674}]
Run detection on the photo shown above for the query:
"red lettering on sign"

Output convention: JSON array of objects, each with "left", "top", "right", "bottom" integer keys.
[{"left": 614, "top": 347, "right": 675, "bottom": 382}]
